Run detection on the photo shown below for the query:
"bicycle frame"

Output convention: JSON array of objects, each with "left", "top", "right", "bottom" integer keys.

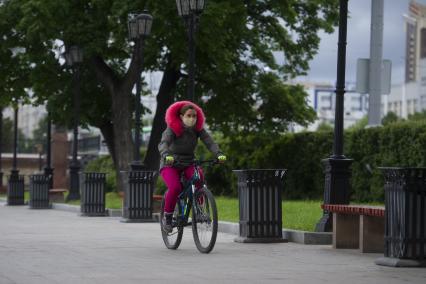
[{"left": 177, "top": 164, "right": 202, "bottom": 227}]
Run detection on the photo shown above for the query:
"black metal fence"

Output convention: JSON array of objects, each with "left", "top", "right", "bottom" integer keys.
[
  {"left": 80, "top": 172, "right": 107, "bottom": 216},
  {"left": 7, "top": 174, "right": 25, "bottom": 205},
  {"left": 233, "top": 169, "right": 287, "bottom": 243},
  {"left": 122, "top": 171, "right": 157, "bottom": 222},
  {"left": 381, "top": 167, "right": 426, "bottom": 261},
  {"left": 29, "top": 174, "right": 51, "bottom": 209}
]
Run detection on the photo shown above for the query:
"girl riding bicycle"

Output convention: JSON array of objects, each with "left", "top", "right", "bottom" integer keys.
[{"left": 158, "top": 101, "right": 226, "bottom": 233}]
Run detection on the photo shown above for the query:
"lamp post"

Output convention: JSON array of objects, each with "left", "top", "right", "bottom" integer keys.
[
  {"left": 315, "top": 0, "right": 353, "bottom": 232},
  {"left": 64, "top": 45, "right": 83, "bottom": 201},
  {"left": 44, "top": 112, "right": 53, "bottom": 189},
  {"left": 128, "top": 11, "right": 153, "bottom": 171},
  {"left": 10, "top": 106, "right": 19, "bottom": 179},
  {"left": 0, "top": 107, "right": 3, "bottom": 191},
  {"left": 176, "top": 0, "right": 206, "bottom": 102}
]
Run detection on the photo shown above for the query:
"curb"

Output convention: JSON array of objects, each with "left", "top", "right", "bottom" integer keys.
[
  {"left": 0, "top": 198, "right": 331, "bottom": 245},
  {"left": 283, "top": 228, "right": 332, "bottom": 245},
  {"left": 51, "top": 203, "right": 80, "bottom": 213},
  {"left": 218, "top": 221, "right": 331, "bottom": 245}
]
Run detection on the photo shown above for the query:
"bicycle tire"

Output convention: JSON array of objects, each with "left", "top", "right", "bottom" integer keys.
[
  {"left": 160, "top": 195, "right": 184, "bottom": 250},
  {"left": 192, "top": 187, "right": 218, "bottom": 253}
]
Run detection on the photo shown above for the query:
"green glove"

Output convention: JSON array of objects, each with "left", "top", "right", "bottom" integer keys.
[
  {"left": 165, "top": 155, "right": 174, "bottom": 165},
  {"left": 217, "top": 155, "right": 227, "bottom": 163}
]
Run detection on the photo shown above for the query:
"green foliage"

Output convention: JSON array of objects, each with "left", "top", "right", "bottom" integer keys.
[
  {"left": 1, "top": 116, "right": 30, "bottom": 153},
  {"left": 30, "top": 115, "right": 48, "bottom": 149},
  {"left": 381, "top": 112, "right": 400, "bottom": 126},
  {"left": 347, "top": 115, "right": 368, "bottom": 131},
  {"left": 0, "top": 0, "right": 339, "bottom": 135},
  {"left": 85, "top": 155, "right": 116, "bottom": 192},
  {"left": 347, "top": 120, "right": 426, "bottom": 201},
  {"left": 202, "top": 120, "right": 426, "bottom": 202},
  {"left": 80, "top": 120, "right": 426, "bottom": 203},
  {"left": 316, "top": 121, "right": 333, "bottom": 132},
  {"left": 407, "top": 110, "right": 426, "bottom": 122},
  {"left": 1, "top": 117, "right": 15, "bottom": 152},
  {"left": 215, "top": 197, "right": 323, "bottom": 232}
]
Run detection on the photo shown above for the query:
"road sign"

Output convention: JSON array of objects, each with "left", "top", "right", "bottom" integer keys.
[{"left": 356, "top": 58, "right": 392, "bottom": 95}]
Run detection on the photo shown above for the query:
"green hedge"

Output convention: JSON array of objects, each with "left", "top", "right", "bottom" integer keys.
[
  {"left": 85, "top": 120, "right": 426, "bottom": 202},
  {"left": 85, "top": 155, "right": 116, "bottom": 192},
  {"left": 202, "top": 120, "right": 426, "bottom": 202},
  {"left": 346, "top": 121, "right": 426, "bottom": 201},
  {"left": 201, "top": 131, "right": 333, "bottom": 199}
]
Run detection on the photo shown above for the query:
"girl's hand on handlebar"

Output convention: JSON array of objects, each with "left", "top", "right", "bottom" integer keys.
[
  {"left": 165, "top": 155, "right": 175, "bottom": 165},
  {"left": 217, "top": 155, "right": 227, "bottom": 163}
]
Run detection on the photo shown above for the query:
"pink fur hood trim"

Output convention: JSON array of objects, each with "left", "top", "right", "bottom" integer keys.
[{"left": 165, "top": 101, "right": 205, "bottom": 137}]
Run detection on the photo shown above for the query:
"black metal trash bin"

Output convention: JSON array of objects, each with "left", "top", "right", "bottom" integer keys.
[
  {"left": 7, "top": 174, "right": 25, "bottom": 205},
  {"left": 121, "top": 170, "right": 157, "bottom": 222},
  {"left": 376, "top": 167, "right": 426, "bottom": 267},
  {"left": 29, "top": 174, "right": 52, "bottom": 209},
  {"left": 80, "top": 172, "right": 108, "bottom": 216},
  {"left": 233, "top": 169, "right": 287, "bottom": 243}
]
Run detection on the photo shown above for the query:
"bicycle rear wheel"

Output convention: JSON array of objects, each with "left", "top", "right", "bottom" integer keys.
[
  {"left": 192, "top": 187, "right": 218, "bottom": 253},
  {"left": 160, "top": 196, "right": 184, "bottom": 250}
]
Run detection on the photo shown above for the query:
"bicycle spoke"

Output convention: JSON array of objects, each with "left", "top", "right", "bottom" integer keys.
[{"left": 192, "top": 188, "right": 218, "bottom": 253}]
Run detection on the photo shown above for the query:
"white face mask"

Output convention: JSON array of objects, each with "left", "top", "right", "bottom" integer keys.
[{"left": 182, "top": 116, "right": 197, "bottom": 127}]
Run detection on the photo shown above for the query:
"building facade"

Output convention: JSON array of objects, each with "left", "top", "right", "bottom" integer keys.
[{"left": 405, "top": 1, "right": 426, "bottom": 83}]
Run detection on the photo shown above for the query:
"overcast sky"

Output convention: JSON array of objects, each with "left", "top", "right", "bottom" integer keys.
[{"left": 288, "top": 0, "right": 426, "bottom": 86}]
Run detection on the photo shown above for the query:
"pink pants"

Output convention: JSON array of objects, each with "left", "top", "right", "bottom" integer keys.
[{"left": 160, "top": 165, "right": 204, "bottom": 213}]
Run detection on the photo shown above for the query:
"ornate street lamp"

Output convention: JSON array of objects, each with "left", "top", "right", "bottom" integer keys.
[
  {"left": 315, "top": 0, "right": 353, "bottom": 232},
  {"left": 176, "top": 0, "right": 205, "bottom": 17},
  {"left": 176, "top": 0, "right": 206, "bottom": 102},
  {"left": 128, "top": 10, "right": 153, "bottom": 170},
  {"left": 64, "top": 45, "right": 83, "bottom": 201}
]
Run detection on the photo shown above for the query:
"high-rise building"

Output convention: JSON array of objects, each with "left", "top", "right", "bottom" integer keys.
[{"left": 405, "top": 1, "right": 426, "bottom": 83}]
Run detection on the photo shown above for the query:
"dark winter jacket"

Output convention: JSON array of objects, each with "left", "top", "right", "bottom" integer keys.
[{"left": 158, "top": 101, "right": 222, "bottom": 170}]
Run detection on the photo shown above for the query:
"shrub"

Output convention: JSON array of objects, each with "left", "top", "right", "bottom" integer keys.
[{"left": 85, "top": 155, "right": 116, "bottom": 192}]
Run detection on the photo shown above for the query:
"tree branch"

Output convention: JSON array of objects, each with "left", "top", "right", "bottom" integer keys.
[
  {"left": 89, "top": 55, "right": 120, "bottom": 95},
  {"left": 121, "top": 38, "right": 143, "bottom": 94}
]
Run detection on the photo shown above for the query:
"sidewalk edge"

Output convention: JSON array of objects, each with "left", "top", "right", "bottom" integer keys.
[{"left": 0, "top": 198, "right": 331, "bottom": 245}]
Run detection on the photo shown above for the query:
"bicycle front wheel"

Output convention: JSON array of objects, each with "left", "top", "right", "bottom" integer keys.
[
  {"left": 160, "top": 196, "right": 184, "bottom": 250},
  {"left": 192, "top": 187, "right": 218, "bottom": 253}
]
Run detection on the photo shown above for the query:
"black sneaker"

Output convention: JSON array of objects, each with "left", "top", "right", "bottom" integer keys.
[{"left": 162, "top": 213, "right": 173, "bottom": 233}]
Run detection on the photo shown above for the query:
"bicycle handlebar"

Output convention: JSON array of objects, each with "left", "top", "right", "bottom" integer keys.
[{"left": 171, "top": 158, "right": 219, "bottom": 167}]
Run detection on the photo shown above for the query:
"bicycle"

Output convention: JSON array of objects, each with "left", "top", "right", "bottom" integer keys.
[{"left": 160, "top": 159, "right": 219, "bottom": 253}]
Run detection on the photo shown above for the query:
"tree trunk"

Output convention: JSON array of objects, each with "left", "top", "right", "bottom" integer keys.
[
  {"left": 111, "top": 88, "right": 133, "bottom": 192},
  {"left": 90, "top": 56, "right": 136, "bottom": 192},
  {"left": 143, "top": 65, "right": 181, "bottom": 171},
  {"left": 98, "top": 120, "right": 116, "bottom": 165}
]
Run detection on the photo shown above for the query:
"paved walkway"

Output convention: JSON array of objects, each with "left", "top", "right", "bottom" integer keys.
[{"left": 0, "top": 202, "right": 425, "bottom": 284}]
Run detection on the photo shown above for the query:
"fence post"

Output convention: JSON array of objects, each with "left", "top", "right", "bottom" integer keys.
[
  {"left": 121, "top": 170, "right": 157, "bottom": 222},
  {"left": 233, "top": 169, "right": 287, "bottom": 243},
  {"left": 80, "top": 172, "right": 108, "bottom": 216},
  {"left": 376, "top": 167, "right": 426, "bottom": 267}
]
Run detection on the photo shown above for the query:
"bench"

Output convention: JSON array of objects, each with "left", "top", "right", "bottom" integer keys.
[
  {"left": 49, "top": 189, "right": 67, "bottom": 202},
  {"left": 322, "top": 204, "right": 385, "bottom": 253}
]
